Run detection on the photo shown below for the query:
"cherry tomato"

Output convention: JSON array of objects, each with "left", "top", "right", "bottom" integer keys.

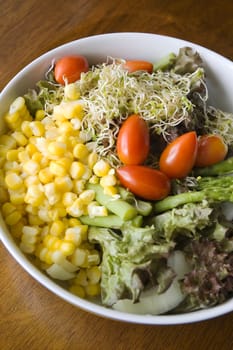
[
  {"left": 123, "top": 60, "right": 153, "bottom": 73},
  {"left": 159, "top": 131, "right": 198, "bottom": 179},
  {"left": 116, "top": 165, "right": 171, "bottom": 200},
  {"left": 117, "top": 114, "right": 150, "bottom": 165},
  {"left": 195, "top": 134, "right": 228, "bottom": 167},
  {"left": 54, "top": 55, "right": 89, "bottom": 85}
]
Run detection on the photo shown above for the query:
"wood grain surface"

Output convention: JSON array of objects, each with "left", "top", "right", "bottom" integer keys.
[{"left": 1, "top": 1, "right": 233, "bottom": 349}]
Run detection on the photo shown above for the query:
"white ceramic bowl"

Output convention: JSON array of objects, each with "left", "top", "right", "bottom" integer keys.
[{"left": 1, "top": 33, "right": 233, "bottom": 325}]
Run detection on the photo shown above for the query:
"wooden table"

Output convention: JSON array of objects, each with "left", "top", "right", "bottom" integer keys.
[{"left": 1, "top": 1, "right": 233, "bottom": 349}]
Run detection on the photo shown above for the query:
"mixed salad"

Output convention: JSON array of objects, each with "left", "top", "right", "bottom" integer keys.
[{"left": 1, "top": 47, "right": 233, "bottom": 315}]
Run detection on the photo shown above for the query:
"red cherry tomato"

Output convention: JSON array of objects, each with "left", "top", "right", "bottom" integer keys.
[
  {"left": 159, "top": 131, "right": 198, "bottom": 179},
  {"left": 116, "top": 114, "right": 150, "bottom": 165},
  {"left": 116, "top": 165, "right": 171, "bottom": 200},
  {"left": 195, "top": 134, "right": 228, "bottom": 167},
  {"left": 54, "top": 55, "right": 89, "bottom": 85},
  {"left": 123, "top": 60, "right": 153, "bottom": 73}
]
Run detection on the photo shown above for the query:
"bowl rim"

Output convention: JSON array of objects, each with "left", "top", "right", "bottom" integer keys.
[{"left": 1, "top": 32, "right": 233, "bottom": 325}]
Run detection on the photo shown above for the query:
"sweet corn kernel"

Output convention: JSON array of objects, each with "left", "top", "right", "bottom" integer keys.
[
  {"left": 0, "top": 187, "right": 9, "bottom": 203},
  {"left": 38, "top": 208, "right": 51, "bottom": 222},
  {"left": 0, "top": 169, "right": 5, "bottom": 185},
  {"left": 38, "top": 247, "right": 49, "bottom": 261},
  {"left": 8, "top": 188, "right": 26, "bottom": 205},
  {"left": 93, "top": 159, "right": 110, "bottom": 177},
  {"left": 71, "top": 248, "right": 89, "bottom": 268},
  {"left": 20, "top": 241, "right": 35, "bottom": 254},
  {"left": 49, "top": 160, "right": 66, "bottom": 177},
  {"left": 18, "top": 150, "right": 30, "bottom": 162},
  {"left": 48, "top": 206, "right": 67, "bottom": 221},
  {"left": 5, "top": 211, "right": 22, "bottom": 225},
  {"left": 69, "top": 285, "right": 85, "bottom": 298},
  {"left": 5, "top": 172, "right": 23, "bottom": 190},
  {"left": 73, "top": 268, "right": 88, "bottom": 285},
  {"left": 22, "top": 159, "right": 40, "bottom": 175},
  {"left": 85, "top": 283, "right": 101, "bottom": 297},
  {"left": 32, "top": 152, "right": 43, "bottom": 163},
  {"left": 43, "top": 234, "right": 59, "bottom": 249},
  {"left": 25, "top": 143, "right": 38, "bottom": 156},
  {"left": 21, "top": 230, "right": 38, "bottom": 245},
  {"left": 24, "top": 175, "right": 40, "bottom": 187},
  {"left": 21, "top": 120, "right": 33, "bottom": 138},
  {"left": 6, "top": 149, "right": 19, "bottom": 162},
  {"left": 0, "top": 145, "right": 8, "bottom": 158},
  {"left": 100, "top": 174, "right": 117, "bottom": 187},
  {"left": 0, "top": 134, "right": 17, "bottom": 149},
  {"left": 26, "top": 204, "right": 38, "bottom": 215},
  {"left": 56, "top": 157, "right": 72, "bottom": 170},
  {"left": 11, "top": 131, "right": 28, "bottom": 146},
  {"left": 58, "top": 121, "right": 74, "bottom": 136},
  {"left": 50, "top": 220, "right": 65, "bottom": 236},
  {"left": 54, "top": 175, "right": 73, "bottom": 192},
  {"left": 73, "top": 179, "right": 86, "bottom": 195},
  {"left": 53, "top": 101, "right": 83, "bottom": 120},
  {"left": 70, "top": 161, "right": 85, "bottom": 179},
  {"left": 62, "top": 192, "right": 77, "bottom": 207},
  {"left": 4, "top": 112, "right": 21, "bottom": 130},
  {"left": 70, "top": 118, "right": 81, "bottom": 131},
  {"left": 4, "top": 160, "right": 21, "bottom": 173},
  {"left": 79, "top": 189, "right": 95, "bottom": 204},
  {"left": 60, "top": 241, "right": 76, "bottom": 256},
  {"left": 86, "top": 266, "right": 101, "bottom": 284},
  {"left": 35, "top": 109, "right": 46, "bottom": 121},
  {"left": 1, "top": 202, "right": 16, "bottom": 217},
  {"left": 52, "top": 105, "right": 67, "bottom": 123},
  {"left": 9, "top": 96, "right": 25, "bottom": 114},
  {"left": 64, "top": 101, "right": 84, "bottom": 119},
  {"left": 103, "top": 186, "right": 119, "bottom": 197},
  {"left": 88, "top": 250, "right": 101, "bottom": 266},
  {"left": 82, "top": 166, "right": 92, "bottom": 180},
  {"left": 22, "top": 225, "right": 40, "bottom": 236},
  {"left": 30, "top": 121, "right": 45, "bottom": 137},
  {"left": 28, "top": 214, "right": 44, "bottom": 226},
  {"left": 73, "top": 143, "right": 89, "bottom": 160},
  {"left": 10, "top": 220, "right": 24, "bottom": 239},
  {"left": 64, "top": 83, "right": 80, "bottom": 101},
  {"left": 68, "top": 218, "right": 81, "bottom": 227},
  {"left": 38, "top": 167, "right": 54, "bottom": 184},
  {"left": 0, "top": 157, "right": 5, "bottom": 167},
  {"left": 48, "top": 141, "right": 67, "bottom": 157},
  {"left": 88, "top": 175, "right": 99, "bottom": 184},
  {"left": 87, "top": 201, "right": 108, "bottom": 218},
  {"left": 24, "top": 185, "right": 44, "bottom": 206},
  {"left": 39, "top": 247, "right": 53, "bottom": 264},
  {"left": 44, "top": 251, "right": 53, "bottom": 265},
  {"left": 87, "top": 152, "right": 98, "bottom": 169},
  {"left": 66, "top": 198, "right": 84, "bottom": 217},
  {"left": 44, "top": 182, "right": 61, "bottom": 205},
  {"left": 65, "top": 227, "right": 83, "bottom": 246}
]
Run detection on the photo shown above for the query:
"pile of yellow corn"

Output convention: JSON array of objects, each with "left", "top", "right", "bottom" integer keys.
[{"left": 0, "top": 86, "right": 119, "bottom": 299}]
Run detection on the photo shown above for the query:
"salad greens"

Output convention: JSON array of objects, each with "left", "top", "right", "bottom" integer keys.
[{"left": 22, "top": 46, "right": 233, "bottom": 315}]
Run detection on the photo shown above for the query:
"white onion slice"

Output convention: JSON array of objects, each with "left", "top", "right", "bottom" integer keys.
[{"left": 113, "top": 251, "right": 190, "bottom": 315}]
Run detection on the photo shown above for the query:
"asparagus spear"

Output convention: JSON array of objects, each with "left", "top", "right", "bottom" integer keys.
[
  {"left": 154, "top": 174, "right": 233, "bottom": 213},
  {"left": 193, "top": 157, "right": 233, "bottom": 176}
]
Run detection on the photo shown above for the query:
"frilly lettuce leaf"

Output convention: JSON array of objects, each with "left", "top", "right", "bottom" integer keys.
[{"left": 88, "top": 223, "right": 174, "bottom": 306}]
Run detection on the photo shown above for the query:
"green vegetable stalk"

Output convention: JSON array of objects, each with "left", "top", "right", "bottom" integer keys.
[
  {"left": 194, "top": 157, "right": 233, "bottom": 176},
  {"left": 87, "top": 183, "right": 138, "bottom": 220},
  {"left": 154, "top": 174, "right": 233, "bottom": 213}
]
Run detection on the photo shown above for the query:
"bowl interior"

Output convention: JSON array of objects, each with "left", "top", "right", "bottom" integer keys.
[{"left": 1, "top": 32, "right": 233, "bottom": 325}]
